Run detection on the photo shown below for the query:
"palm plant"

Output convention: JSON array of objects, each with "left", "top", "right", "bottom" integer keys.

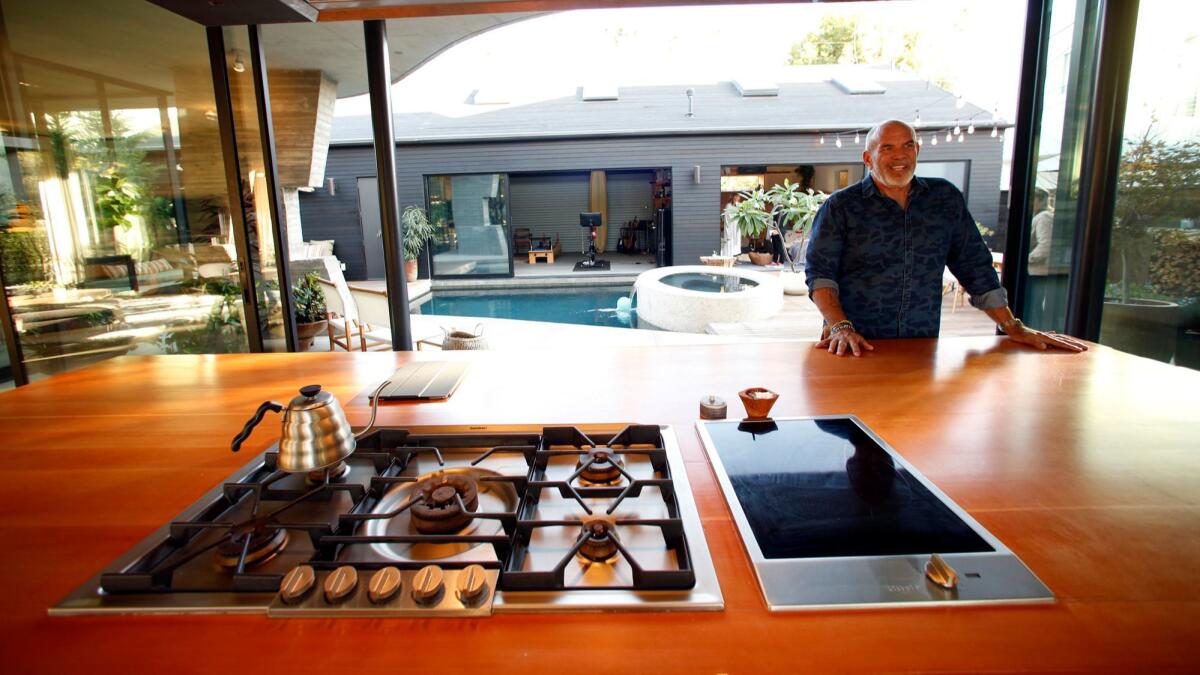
[{"left": 401, "top": 205, "right": 434, "bottom": 262}]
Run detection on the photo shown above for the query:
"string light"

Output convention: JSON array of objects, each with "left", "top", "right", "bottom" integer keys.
[
  {"left": 914, "top": 109, "right": 921, "bottom": 127},
  {"left": 958, "top": 133, "right": 964, "bottom": 143},
  {"left": 968, "top": 122, "right": 975, "bottom": 135},
  {"left": 931, "top": 134, "right": 938, "bottom": 146},
  {"left": 835, "top": 136, "right": 842, "bottom": 148},
  {"left": 945, "top": 130, "right": 952, "bottom": 142},
  {"left": 953, "top": 121, "right": 961, "bottom": 135},
  {"left": 820, "top": 134, "right": 825, "bottom": 145},
  {"left": 917, "top": 135, "right": 924, "bottom": 145},
  {"left": 854, "top": 131, "right": 860, "bottom": 144},
  {"left": 990, "top": 127, "right": 998, "bottom": 138}
]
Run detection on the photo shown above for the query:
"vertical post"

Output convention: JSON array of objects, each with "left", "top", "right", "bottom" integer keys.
[
  {"left": 0, "top": 3, "right": 28, "bottom": 385},
  {"left": 207, "top": 26, "right": 264, "bottom": 352},
  {"left": 248, "top": 25, "right": 297, "bottom": 352},
  {"left": 1002, "top": 0, "right": 1051, "bottom": 323},
  {"left": 1064, "top": 0, "right": 1140, "bottom": 340},
  {"left": 363, "top": 19, "right": 412, "bottom": 351}
]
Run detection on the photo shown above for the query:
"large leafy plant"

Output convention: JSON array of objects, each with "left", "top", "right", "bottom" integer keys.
[
  {"left": 766, "top": 179, "right": 829, "bottom": 236},
  {"left": 292, "top": 272, "right": 327, "bottom": 324},
  {"left": 401, "top": 205, "right": 434, "bottom": 262},
  {"left": 722, "top": 188, "right": 772, "bottom": 240}
]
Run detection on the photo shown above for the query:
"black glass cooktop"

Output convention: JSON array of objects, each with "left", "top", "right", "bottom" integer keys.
[{"left": 705, "top": 418, "right": 993, "bottom": 560}]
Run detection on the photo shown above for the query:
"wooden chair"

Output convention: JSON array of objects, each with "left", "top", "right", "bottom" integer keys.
[
  {"left": 513, "top": 228, "right": 532, "bottom": 255},
  {"left": 317, "top": 278, "right": 391, "bottom": 352}
]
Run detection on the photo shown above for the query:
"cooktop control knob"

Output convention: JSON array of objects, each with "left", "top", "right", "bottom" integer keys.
[
  {"left": 323, "top": 565, "right": 358, "bottom": 603},
  {"left": 279, "top": 565, "right": 316, "bottom": 604},
  {"left": 411, "top": 564, "right": 444, "bottom": 604},
  {"left": 455, "top": 564, "right": 488, "bottom": 603},
  {"left": 367, "top": 566, "right": 402, "bottom": 604}
]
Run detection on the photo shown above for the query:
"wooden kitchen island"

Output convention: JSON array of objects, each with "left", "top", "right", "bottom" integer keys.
[{"left": 1, "top": 337, "right": 1197, "bottom": 673}]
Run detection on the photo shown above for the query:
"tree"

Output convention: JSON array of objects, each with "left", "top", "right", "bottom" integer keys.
[
  {"left": 1110, "top": 128, "right": 1200, "bottom": 301},
  {"left": 787, "top": 15, "right": 922, "bottom": 72}
]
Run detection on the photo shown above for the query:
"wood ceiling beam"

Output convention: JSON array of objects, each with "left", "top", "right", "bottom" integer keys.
[{"left": 314, "top": 0, "right": 805, "bottom": 22}]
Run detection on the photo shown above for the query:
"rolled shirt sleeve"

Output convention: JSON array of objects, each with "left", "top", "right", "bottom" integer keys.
[
  {"left": 945, "top": 192, "right": 1007, "bottom": 310},
  {"left": 804, "top": 197, "right": 844, "bottom": 294}
]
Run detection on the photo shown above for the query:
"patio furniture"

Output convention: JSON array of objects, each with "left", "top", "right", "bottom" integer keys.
[
  {"left": 317, "top": 278, "right": 390, "bottom": 352},
  {"left": 513, "top": 228, "right": 532, "bottom": 255},
  {"left": 527, "top": 235, "right": 561, "bottom": 264}
]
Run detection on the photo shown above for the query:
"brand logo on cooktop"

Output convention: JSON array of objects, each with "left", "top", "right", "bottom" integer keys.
[{"left": 885, "top": 583, "right": 921, "bottom": 593}]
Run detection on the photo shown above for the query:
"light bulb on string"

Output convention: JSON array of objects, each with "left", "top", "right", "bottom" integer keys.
[
  {"left": 854, "top": 131, "right": 860, "bottom": 144},
  {"left": 835, "top": 136, "right": 842, "bottom": 148},
  {"left": 953, "top": 122, "right": 961, "bottom": 135},
  {"left": 958, "top": 133, "right": 964, "bottom": 143},
  {"left": 917, "top": 135, "right": 924, "bottom": 145},
  {"left": 820, "top": 134, "right": 825, "bottom": 145},
  {"left": 931, "top": 134, "right": 938, "bottom": 146},
  {"left": 990, "top": 127, "right": 998, "bottom": 138},
  {"left": 945, "top": 130, "right": 952, "bottom": 142},
  {"left": 968, "top": 123, "right": 975, "bottom": 135}
]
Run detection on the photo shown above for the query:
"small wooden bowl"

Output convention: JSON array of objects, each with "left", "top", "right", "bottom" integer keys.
[{"left": 738, "top": 387, "right": 779, "bottom": 420}]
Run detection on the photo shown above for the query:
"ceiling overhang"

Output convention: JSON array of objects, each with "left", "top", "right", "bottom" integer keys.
[{"left": 146, "top": 0, "right": 319, "bottom": 26}]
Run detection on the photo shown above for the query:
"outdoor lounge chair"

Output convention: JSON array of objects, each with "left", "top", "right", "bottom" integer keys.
[{"left": 317, "top": 278, "right": 391, "bottom": 352}]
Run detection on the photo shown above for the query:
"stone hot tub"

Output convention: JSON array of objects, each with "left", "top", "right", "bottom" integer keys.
[{"left": 633, "top": 265, "right": 783, "bottom": 333}]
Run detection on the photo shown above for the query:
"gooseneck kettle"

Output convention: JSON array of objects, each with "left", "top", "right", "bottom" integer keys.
[{"left": 230, "top": 381, "right": 388, "bottom": 473}]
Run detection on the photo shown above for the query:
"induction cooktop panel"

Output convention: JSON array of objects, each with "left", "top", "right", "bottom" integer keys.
[{"left": 702, "top": 418, "right": 992, "bottom": 560}]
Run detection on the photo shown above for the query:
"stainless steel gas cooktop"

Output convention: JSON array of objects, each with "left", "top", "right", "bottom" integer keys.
[
  {"left": 53, "top": 424, "right": 722, "bottom": 617},
  {"left": 696, "top": 416, "right": 1053, "bottom": 611}
]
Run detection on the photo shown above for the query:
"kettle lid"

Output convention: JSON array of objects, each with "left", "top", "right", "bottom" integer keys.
[{"left": 287, "top": 384, "right": 336, "bottom": 412}]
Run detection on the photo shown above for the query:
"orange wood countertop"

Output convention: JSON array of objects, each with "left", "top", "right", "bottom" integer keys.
[{"left": 1, "top": 337, "right": 1197, "bottom": 673}]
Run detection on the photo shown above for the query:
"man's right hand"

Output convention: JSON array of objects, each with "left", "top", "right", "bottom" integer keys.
[{"left": 815, "top": 329, "right": 875, "bottom": 357}]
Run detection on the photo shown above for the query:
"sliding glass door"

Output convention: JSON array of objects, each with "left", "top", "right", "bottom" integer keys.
[{"left": 425, "top": 173, "right": 512, "bottom": 278}]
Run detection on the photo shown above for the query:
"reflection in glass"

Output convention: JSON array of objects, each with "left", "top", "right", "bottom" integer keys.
[
  {"left": 1020, "top": 0, "right": 1092, "bottom": 333},
  {"left": 0, "top": 0, "right": 249, "bottom": 381},
  {"left": 426, "top": 174, "right": 512, "bottom": 277},
  {"left": 1099, "top": 0, "right": 1200, "bottom": 369}
]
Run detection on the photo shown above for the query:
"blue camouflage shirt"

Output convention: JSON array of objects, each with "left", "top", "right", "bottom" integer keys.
[{"left": 804, "top": 175, "right": 1006, "bottom": 339}]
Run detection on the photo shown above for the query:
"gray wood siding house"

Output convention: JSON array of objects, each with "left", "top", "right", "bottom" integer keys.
[{"left": 300, "top": 69, "right": 1008, "bottom": 281}]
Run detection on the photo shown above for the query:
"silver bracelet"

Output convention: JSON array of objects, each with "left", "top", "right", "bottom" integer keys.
[{"left": 829, "top": 319, "right": 854, "bottom": 335}]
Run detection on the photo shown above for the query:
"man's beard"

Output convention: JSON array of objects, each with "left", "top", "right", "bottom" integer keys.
[{"left": 871, "top": 165, "right": 915, "bottom": 189}]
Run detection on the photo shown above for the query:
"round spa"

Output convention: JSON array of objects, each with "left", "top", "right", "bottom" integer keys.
[{"left": 633, "top": 265, "right": 783, "bottom": 333}]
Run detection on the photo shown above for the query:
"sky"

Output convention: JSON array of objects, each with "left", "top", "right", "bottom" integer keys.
[{"left": 336, "top": 1, "right": 1030, "bottom": 122}]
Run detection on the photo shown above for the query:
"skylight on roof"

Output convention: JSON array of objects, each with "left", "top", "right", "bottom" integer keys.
[
  {"left": 581, "top": 85, "right": 619, "bottom": 101},
  {"left": 831, "top": 76, "right": 886, "bottom": 95},
  {"left": 733, "top": 80, "right": 779, "bottom": 97}
]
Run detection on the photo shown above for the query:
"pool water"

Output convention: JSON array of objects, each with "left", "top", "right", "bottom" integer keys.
[
  {"left": 416, "top": 287, "right": 637, "bottom": 328},
  {"left": 659, "top": 272, "right": 758, "bottom": 293}
]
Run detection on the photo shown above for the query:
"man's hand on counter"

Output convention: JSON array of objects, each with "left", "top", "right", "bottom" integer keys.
[
  {"left": 815, "top": 329, "right": 875, "bottom": 357},
  {"left": 1004, "top": 321, "right": 1089, "bottom": 352}
]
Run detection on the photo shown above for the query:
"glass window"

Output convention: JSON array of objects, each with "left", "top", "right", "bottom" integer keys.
[
  {"left": 1098, "top": 0, "right": 1200, "bottom": 369},
  {"left": 0, "top": 0, "right": 247, "bottom": 381},
  {"left": 425, "top": 174, "right": 512, "bottom": 278},
  {"left": 1019, "top": 0, "right": 1099, "bottom": 333}
]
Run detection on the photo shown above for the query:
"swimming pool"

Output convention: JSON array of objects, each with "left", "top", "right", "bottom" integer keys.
[{"left": 415, "top": 287, "right": 637, "bottom": 328}]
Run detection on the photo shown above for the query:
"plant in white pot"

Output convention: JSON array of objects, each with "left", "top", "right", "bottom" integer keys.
[{"left": 401, "top": 205, "right": 434, "bottom": 282}]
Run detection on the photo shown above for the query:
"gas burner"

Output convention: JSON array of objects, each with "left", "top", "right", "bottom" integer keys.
[
  {"left": 410, "top": 474, "right": 479, "bottom": 534},
  {"left": 575, "top": 448, "right": 624, "bottom": 485},
  {"left": 305, "top": 460, "right": 351, "bottom": 486},
  {"left": 578, "top": 519, "right": 619, "bottom": 563},
  {"left": 214, "top": 527, "right": 289, "bottom": 569}
]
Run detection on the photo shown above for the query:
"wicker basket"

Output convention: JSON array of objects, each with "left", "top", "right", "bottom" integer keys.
[{"left": 441, "top": 323, "right": 487, "bottom": 350}]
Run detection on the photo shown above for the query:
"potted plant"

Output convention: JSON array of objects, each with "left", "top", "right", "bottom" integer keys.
[
  {"left": 722, "top": 188, "right": 773, "bottom": 266},
  {"left": 766, "top": 179, "right": 828, "bottom": 286},
  {"left": 1102, "top": 129, "right": 1196, "bottom": 360},
  {"left": 401, "top": 205, "right": 434, "bottom": 282},
  {"left": 292, "top": 272, "right": 327, "bottom": 350}
]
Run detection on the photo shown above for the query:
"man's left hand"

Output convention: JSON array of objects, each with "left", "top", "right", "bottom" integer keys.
[{"left": 1006, "top": 323, "right": 1088, "bottom": 352}]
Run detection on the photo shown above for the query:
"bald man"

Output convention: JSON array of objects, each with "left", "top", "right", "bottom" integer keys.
[{"left": 804, "top": 119, "right": 1085, "bottom": 356}]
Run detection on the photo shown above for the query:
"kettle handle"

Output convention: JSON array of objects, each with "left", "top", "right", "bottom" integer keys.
[{"left": 231, "top": 401, "right": 284, "bottom": 452}]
